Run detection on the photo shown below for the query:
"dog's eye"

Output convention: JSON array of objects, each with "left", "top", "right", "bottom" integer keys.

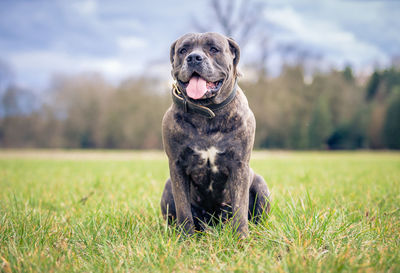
[
  {"left": 179, "top": 48, "right": 187, "bottom": 54},
  {"left": 210, "top": 47, "right": 219, "bottom": 53}
]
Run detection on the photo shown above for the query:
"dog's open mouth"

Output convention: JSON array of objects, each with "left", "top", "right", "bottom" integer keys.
[{"left": 179, "top": 73, "right": 223, "bottom": 100}]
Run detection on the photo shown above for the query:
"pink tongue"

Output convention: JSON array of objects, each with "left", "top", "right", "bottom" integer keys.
[{"left": 186, "top": 76, "right": 207, "bottom": 99}]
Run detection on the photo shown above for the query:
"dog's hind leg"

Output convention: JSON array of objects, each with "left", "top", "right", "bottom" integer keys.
[
  {"left": 160, "top": 178, "right": 177, "bottom": 224},
  {"left": 248, "top": 172, "right": 271, "bottom": 223}
]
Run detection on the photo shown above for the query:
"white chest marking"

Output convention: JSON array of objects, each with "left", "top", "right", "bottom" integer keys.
[
  {"left": 196, "top": 146, "right": 219, "bottom": 173},
  {"left": 208, "top": 180, "right": 214, "bottom": 192}
]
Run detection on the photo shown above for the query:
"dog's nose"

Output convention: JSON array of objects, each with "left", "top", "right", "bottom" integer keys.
[{"left": 186, "top": 53, "right": 203, "bottom": 66}]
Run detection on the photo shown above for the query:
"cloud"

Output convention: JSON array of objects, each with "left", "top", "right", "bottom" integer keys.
[
  {"left": 264, "top": 6, "right": 389, "bottom": 67},
  {"left": 117, "top": 36, "right": 148, "bottom": 50},
  {"left": 1, "top": 0, "right": 398, "bottom": 90},
  {"left": 0, "top": 0, "right": 178, "bottom": 89},
  {"left": 7, "top": 50, "right": 146, "bottom": 89},
  {"left": 72, "top": 0, "right": 98, "bottom": 16},
  {"left": 107, "top": 18, "right": 144, "bottom": 33}
]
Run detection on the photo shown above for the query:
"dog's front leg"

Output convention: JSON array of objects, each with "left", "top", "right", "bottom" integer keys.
[
  {"left": 169, "top": 161, "right": 194, "bottom": 236},
  {"left": 229, "top": 164, "right": 250, "bottom": 238}
]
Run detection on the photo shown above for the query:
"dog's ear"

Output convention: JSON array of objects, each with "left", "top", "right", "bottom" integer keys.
[
  {"left": 227, "top": 37, "right": 240, "bottom": 76},
  {"left": 227, "top": 38, "right": 240, "bottom": 66},
  {"left": 170, "top": 40, "right": 177, "bottom": 65}
]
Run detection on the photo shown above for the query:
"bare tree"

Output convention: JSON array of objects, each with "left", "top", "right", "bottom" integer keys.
[
  {"left": 193, "top": 0, "right": 265, "bottom": 50},
  {"left": 0, "top": 59, "right": 14, "bottom": 94}
]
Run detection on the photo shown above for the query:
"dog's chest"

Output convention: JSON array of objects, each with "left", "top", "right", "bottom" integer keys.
[
  {"left": 173, "top": 110, "right": 246, "bottom": 204},
  {"left": 194, "top": 146, "right": 220, "bottom": 174},
  {"left": 184, "top": 141, "right": 229, "bottom": 180},
  {"left": 185, "top": 144, "right": 230, "bottom": 206},
  {"left": 180, "top": 130, "right": 235, "bottom": 200}
]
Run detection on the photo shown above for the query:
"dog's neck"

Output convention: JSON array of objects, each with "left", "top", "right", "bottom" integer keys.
[{"left": 171, "top": 80, "right": 238, "bottom": 119}]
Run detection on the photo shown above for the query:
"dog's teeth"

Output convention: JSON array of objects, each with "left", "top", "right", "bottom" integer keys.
[{"left": 206, "top": 81, "right": 218, "bottom": 90}]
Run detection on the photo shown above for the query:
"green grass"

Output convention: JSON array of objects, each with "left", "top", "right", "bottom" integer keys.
[{"left": 0, "top": 150, "right": 399, "bottom": 272}]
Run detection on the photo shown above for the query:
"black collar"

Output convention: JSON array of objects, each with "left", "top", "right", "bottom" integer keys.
[{"left": 171, "top": 80, "right": 237, "bottom": 119}]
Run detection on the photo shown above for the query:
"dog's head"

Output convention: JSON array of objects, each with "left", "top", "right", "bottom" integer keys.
[{"left": 170, "top": 32, "right": 240, "bottom": 104}]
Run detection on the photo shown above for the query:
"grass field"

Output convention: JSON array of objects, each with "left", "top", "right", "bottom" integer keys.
[{"left": 0, "top": 150, "right": 399, "bottom": 272}]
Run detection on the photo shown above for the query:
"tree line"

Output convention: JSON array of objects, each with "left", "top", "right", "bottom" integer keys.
[{"left": 1, "top": 64, "right": 400, "bottom": 150}]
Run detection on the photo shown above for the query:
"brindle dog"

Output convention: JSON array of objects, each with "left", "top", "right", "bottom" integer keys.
[{"left": 161, "top": 32, "right": 270, "bottom": 237}]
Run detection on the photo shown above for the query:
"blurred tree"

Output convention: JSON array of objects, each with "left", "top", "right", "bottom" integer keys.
[
  {"left": 0, "top": 85, "right": 43, "bottom": 148},
  {"left": 366, "top": 71, "right": 380, "bottom": 101},
  {"left": 308, "top": 96, "right": 332, "bottom": 149},
  {"left": 49, "top": 73, "right": 113, "bottom": 148},
  {"left": 246, "top": 65, "right": 312, "bottom": 149},
  {"left": 327, "top": 108, "right": 368, "bottom": 150},
  {"left": 1, "top": 85, "right": 21, "bottom": 116},
  {"left": 364, "top": 66, "right": 400, "bottom": 148},
  {"left": 367, "top": 102, "right": 386, "bottom": 149},
  {"left": 104, "top": 77, "right": 169, "bottom": 149},
  {"left": 383, "top": 87, "right": 400, "bottom": 149},
  {"left": 0, "top": 59, "right": 14, "bottom": 94},
  {"left": 1, "top": 64, "right": 399, "bottom": 150},
  {"left": 382, "top": 68, "right": 400, "bottom": 96},
  {"left": 311, "top": 70, "right": 363, "bottom": 128},
  {"left": 343, "top": 65, "right": 354, "bottom": 82}
]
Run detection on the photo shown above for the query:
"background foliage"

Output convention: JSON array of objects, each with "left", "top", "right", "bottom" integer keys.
[{"left": 1, "top": 65, "right": 400, "bottom": 150}]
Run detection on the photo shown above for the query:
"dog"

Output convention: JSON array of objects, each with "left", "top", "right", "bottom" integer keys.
[{"left": 160, "top": 32, "right": 270, "bottom": 238}]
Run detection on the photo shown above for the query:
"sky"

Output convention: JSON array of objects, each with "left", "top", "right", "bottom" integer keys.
[{"left": 0, "top": 0, "right": 399, "bottom": 91}]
